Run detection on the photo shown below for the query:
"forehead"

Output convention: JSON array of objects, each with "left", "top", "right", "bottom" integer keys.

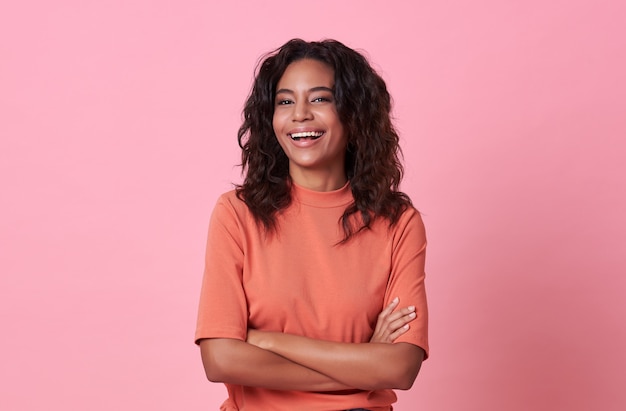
[{"left": 277, "top": 59, "right": 335, "bottom": 89}]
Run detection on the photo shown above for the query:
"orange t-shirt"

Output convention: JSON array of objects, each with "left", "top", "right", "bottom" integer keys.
[{"left": 195, "top": 182, "right": 428, "bottom": 411}]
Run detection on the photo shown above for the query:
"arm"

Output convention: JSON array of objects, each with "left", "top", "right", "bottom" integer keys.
[
  {"left": 247, "top": 330, "right": 424, "bottom": 391},
  {"left": 245, "top": 298, "right": 423, "bottom": 391},
  {"left": 199, "top": 338, "right": 353, "bottom": 391},
  {"left": 199, "top": 300, "right": 416, "bottom": 391}
]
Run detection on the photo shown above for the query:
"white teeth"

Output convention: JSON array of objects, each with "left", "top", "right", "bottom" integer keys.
[{"left": 290, "top": 131, "right": 324, "bottom": 139}]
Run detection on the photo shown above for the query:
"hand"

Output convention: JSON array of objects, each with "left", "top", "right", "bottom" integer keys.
[{"left": 370, "top": 297, "right": 416, "bottom": 344}]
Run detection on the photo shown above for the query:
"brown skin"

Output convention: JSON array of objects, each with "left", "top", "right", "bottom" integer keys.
[
  {"left": 199, "top": 299, "right": 423, "bottom": 391},
  {"left": 200, "top": 338, "right": 352, "bottom": 391}
]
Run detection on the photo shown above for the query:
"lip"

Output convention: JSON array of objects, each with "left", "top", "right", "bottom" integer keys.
[
  {"left": 288, "top": 136, "right": 322, "bottom": 148},
  {"left": 287, "top": 127, "right": 326, "bottom": 136},
  {"left": 284, "top": 128, "right": 325, "bottom": 148},
  {"left": 285, "top": 127, "right": 326, "bottom": 147}
]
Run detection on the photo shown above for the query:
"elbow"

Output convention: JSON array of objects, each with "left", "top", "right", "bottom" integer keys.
[
  {"left": 203, "top": 360, "right": 226, "bottom": 383},
  {"left": 363, "top": 360, "right": 420, "bottom": 391},
  {"left": 380, "top": 343, "right": 424, "bottom": 390},
  {"left": 377, "top": 363, "right": 420, "bottom": 391},
  {"left": 394, "top": 366, "right": 419, "bottom": 390},
  {"left": 199, "top": 338, "right": 236, "bottom": 383},
  {"left": 396, "top": 347, "right": 424, "bottom": 390}
]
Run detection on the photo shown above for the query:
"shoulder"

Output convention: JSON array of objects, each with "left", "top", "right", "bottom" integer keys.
[
  {"left": 215, "top": 189, "right": 243, "bottom": 207},
  {"left": 397, "top": 205, "right": 425, "bottom": 232},
  {"left": 206, "top": 190, "right": 258, "bottom": 248},
  {"left": 210, "top": 189, "right": 254, "bottom": 227},
  {"left": 213, "top": 189, "right": 249, "bottom": 214},
  {"left": 390, "top": 205, "right": 427, "bottom": 247}
]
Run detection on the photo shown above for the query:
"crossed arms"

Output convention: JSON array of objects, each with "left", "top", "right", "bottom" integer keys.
[{"left": 198, "top": 298, "right": 425, "bottom": 392}]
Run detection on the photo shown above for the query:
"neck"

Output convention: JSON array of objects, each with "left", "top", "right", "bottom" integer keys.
[{"left": 289, "top": 168, "right": 347, "bottom": 192}]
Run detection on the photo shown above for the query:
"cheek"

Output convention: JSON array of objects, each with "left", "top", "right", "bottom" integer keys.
[
  {"left": 333, "top": 120, "right": 346, "bottom": 142},
  {"left": 272, "top": 118, "right": 287, "bottom": 149},
  {"left": 272, "top": 113, "right": 284, "bottom": 135},
  {"left": 327, "top": 111, "right": 343, "bottom": 132}
]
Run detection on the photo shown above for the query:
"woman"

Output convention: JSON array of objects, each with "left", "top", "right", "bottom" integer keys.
[{"left": 195, "top": 39, "right": 428, "bottom": 411}]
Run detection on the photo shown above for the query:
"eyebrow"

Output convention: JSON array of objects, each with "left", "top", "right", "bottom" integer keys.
[{"left": 275, "top": 86, "right": 334, "bottom": 95}]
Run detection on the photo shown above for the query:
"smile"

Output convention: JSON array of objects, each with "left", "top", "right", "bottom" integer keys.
[{"left": 289, "top": 131, "right": 324, "bottom": 141}]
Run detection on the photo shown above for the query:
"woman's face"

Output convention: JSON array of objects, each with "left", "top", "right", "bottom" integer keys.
[{"left": 273, "top": 58, "right": 347, "bottom": 190}]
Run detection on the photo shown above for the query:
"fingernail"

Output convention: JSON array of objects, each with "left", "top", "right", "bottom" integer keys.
[
  {"left": 392, "top": 297, "right": 399, "bottom": 303},
  {"left": 408, "top": 305, "right": 415, "bottom": 311},
  {"left": 409, "top": 312, "right": 416, "bottom": 318}
]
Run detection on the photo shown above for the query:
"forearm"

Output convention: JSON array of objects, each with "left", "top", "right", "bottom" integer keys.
[
  {"left": 199, "top": 338, "right": 352, "bottom": 391},
  {"left": 250, "top": 332, "right": 424, "bottom": 390}
]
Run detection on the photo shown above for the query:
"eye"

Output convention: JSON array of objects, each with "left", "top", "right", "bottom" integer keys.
[
  {"left": 276, "top": 99, "right": 293, "bottom": 105},
  {"left": 311, "top": 96, "right": 332, "bottom": 103}
]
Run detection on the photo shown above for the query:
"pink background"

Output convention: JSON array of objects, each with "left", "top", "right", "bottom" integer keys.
[{"left": 2, "top": 1, "right": 625, "bottom": 410}]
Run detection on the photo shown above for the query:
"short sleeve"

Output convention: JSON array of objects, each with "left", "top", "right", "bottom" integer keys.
[
  {"left": 195, "top": 194, "right": 249, "bottom": 344},
  {"left": 385, "top": 208, "right": 429, "bottom": 358}
]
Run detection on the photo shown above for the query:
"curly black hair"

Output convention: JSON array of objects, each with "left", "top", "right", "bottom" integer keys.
[{"left": 236, "top": 38, "right": 412, "bottom": 242}]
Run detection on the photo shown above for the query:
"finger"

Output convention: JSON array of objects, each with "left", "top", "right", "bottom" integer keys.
[
  {"left": 383, "top": 305, "right": 416, "bottom": 324},
  {"left": 379, "top": 318, "right": 413, "bottom": 344},
  {"left": 379, "top": 297, "right": 400, "bottom": 318},
  {"left": 374, "top": 305, "right": 414, "bottom": 339},
  {"left": 388, "top": 324, "right": 410, "bottom": 341},
  {"left": 387, "top": 311, "right": 417, "bottom": 332},
  {"left": 376, "top": 311, "right": 416, "bottom": 343},
  {"left": 372, "top": 308, "right": 416, "bottom": 344},
  {"left": 385, "top": 306, "right": 415, "bottom": 332},
  {"left": 374, "top": 297, "right": 400, "bottom": 333}
]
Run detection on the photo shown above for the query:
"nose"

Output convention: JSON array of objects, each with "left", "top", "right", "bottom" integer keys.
[{"left": 292, "top": 100, "right": 313, "bottom": 122}]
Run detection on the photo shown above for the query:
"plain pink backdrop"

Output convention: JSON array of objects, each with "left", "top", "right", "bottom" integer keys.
[{"left": 1, "top": 1, "right": 625, "bottom": 410}]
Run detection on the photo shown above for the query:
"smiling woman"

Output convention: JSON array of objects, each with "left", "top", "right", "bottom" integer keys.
[
  {"left": 195, "top": 39, "right": 428, "bottom": 411},
  {"left": 273, "top": 59, "right": 347, "bottom": 191}
]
